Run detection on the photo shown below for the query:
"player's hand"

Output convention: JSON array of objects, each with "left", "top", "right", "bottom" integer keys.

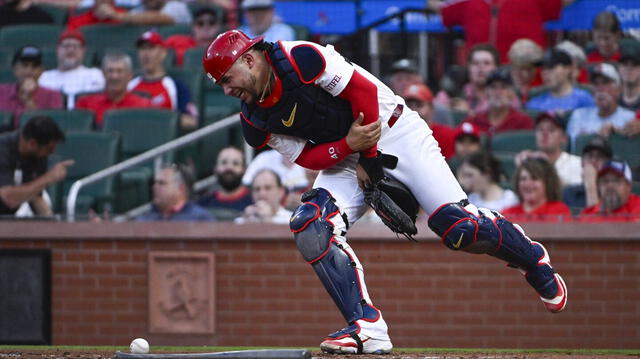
[
  {"left": 356, "top": 163, "right": 372, "bottom": 190},
  {"left": 18, "top": 77, "right": 38, "bottom": 102},
  {"left": 346, "top": 113, "right": 381, "bottom": 152},
  {"left": 46, "top": 160, "right": 74, "bottom": 183}
]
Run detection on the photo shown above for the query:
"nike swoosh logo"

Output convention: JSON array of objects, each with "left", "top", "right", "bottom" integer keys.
[
  {"left": 281, "top": 103, "right": 297, "bottom": 127},
  {"left": 452, "top": 233, "right": 464, "bottom": 249}
]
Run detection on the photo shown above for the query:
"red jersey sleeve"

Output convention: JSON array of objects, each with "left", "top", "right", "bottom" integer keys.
[
  {"left": 537, "top": 0, "right": 562, "bottom": 21},
  {"left": 337, "top": 70, "right": 379, "bottom": 158},
  {"left": 440, "top": 0, "right": 468, "bottom": 27}
]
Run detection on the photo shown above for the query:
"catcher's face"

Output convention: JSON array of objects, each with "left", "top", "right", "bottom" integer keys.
[{"left": 218, "top": 56, "right": 260, "bottom": 104}]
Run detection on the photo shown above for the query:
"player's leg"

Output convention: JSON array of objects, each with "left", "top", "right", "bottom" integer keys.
[
  {"left": 380, "top": 110, "right": 567, "bottom": 313},
  {"left": 289, "top": 157, "right": 392, "bottom": 354}
]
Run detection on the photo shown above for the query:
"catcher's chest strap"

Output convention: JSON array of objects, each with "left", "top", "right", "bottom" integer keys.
[{"left": 387, "top": 104, "right": 404, "bottom": 128}]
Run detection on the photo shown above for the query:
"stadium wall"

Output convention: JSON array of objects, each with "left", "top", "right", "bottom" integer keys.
[{"left": 0, "top": 221, "right": 638, "bottom": 349}]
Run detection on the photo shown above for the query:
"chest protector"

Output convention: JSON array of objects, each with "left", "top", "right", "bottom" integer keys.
[{"left": 240, "top": 42, "right": 354, "bottom": 147}]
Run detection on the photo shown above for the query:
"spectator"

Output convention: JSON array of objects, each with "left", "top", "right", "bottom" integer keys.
[
  {"left": 580, "top": 161, "right": 640, "bottom": 221},
  {"left": 0, "top": 116, "right": 72, "bottom": 216},
  {"left": 566, "top": 63, "right": 635, "bottom": 141},
  {"left": 526, "top": 49, "right": 595, "bottom": 114},
  {"left": 387, "top": 58, "right": 455, "bottom": 127},
  {"left": 402, "top": 83, "right": 456, "bottom": 159},
  {"left": 563, "top": 136, "right": 613, "bottom": 210},
  {"left": 502, "top": 157, "right": 571, "bottom": 221},
  {"left": 242, "top": 149, "right": 309, "bottom": 192},
  {"left": 128, "top": 30, "right": 199, "bottom": 130},
  {"left": 136, "top": 164, "right": 213, "bottom": 221},
  {"left": 463, "top": 68, "right": 533, "bottom": 135},
  {"left": 197, "top": 146, "right": 253, "bottom": 219},
  {"left": 516, "top": 112, "right": 582, "bottom": 188},
  {"left": 453, "top": 122, "right": 482, "bottom": 159},
  {"left": 238, "top": 0, "right": 295, "bottom": 42},
  {"left": 165, "top": 7, "right": 222, "bottom": 66},
  {"left": 555, "top": 40, "right": 588, "bottom": 84},
  {"left": 0, "top": 0, "right": 53, "bottom": 27},
  {"left": 618, "top": 41, "right": 640, "bottom": 112},
  {"left": 458, "top": 44, "right": 501, "bottom": 115},
  {"left": 75, "top": 52, "right": 150, "bottom": 127},
  {"left": 0, "top": 46, "right": 63, "bottom": 129},
  {"left": 507, "top": 39, "right": 543, "bottom": 104},
  {"left": 235, "top": 169, "right": 292, "bottom": 224},
  {"left": 66, "top": 0, "right": 128, "bottom": 31},
  {"left": 433, "top": 0, "right": 567, "bottom": 61},
  {"left": 38, "top": 31, "right": 105, "bottom": 109},
  {"left": 96, "top": 0, "right": 192, "bottom": 26},
  {"left": 587, "top": 11, "right": 621, "bottom": 64},
  {"left": 456, "top": 151, "right": 518, "bottom": 212}
]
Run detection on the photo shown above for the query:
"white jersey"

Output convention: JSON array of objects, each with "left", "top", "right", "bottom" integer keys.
[
  {"left": 38, "top": 66, "right": 105, "bottom": 109},
  {"left": 258, "top": 40, "right": 466, "bottom": 224}
]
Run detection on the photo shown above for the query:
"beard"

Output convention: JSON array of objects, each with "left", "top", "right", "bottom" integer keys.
[
  {"left": 217, "top": 171, "right": 243, "bottom": 191},
  {"left": 601, "top": 191, "right": 623, "bottom": 213}
]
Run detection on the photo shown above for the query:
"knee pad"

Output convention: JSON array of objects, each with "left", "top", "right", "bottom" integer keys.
[
  {"left": 290, "top": 188, "right": 344, "bottom": 262},
  {"left": 427, "top": 200, "right": 501, "bottom": 254},
  {"left": 429, "top": 200, "right": 546, "bottom": 271}
]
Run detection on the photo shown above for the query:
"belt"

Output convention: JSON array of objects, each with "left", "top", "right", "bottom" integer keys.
[{"left": 387, "top": 104, "right": 404, "bottom": 128}]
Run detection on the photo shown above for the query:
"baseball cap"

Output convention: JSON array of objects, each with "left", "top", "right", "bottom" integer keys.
[
  {"left": 535, "top": 112, "right": 566, "bottom": 131},
  {"left": 598, "top": 160, "right": 632, "bottom": 183},
  {"left": 540, "top": 49, "right": 572, "bottom": 68},
  {"left": 485, "top": 67, "right": 512, "bottom": 86},
  {"left": 582, "top": 136, "right": 613, "bottom": 158},
  {"left": 403, "top": 83, "right": 433, "bottom": 103},
  {"left": 619, "top": 40, "right": 640, "bottom": 65},
  {"left": 455, "top": 122, "right": 480, "bottom": 142},
  {"left": 136, "top": 30, "right": 165, "bottom": 47},
  {"left": 12, "top": 46, "right": 42, "bottom": 66},
  {"left": 241, "top": 0, "right": 273, "bottom": 10},
  {"left": 589, "top": 63, "right": 621, "bottom": 86},
  {"left": 390, "top": 58, "right": 418, "bottom": 74},
  {"left": 58, "top": 30, "right": 85, "bottom": 46}
]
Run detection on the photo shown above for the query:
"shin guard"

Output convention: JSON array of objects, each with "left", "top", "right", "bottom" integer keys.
[{"left": 290, "top": 188, "right": 367, "bottom": 323}]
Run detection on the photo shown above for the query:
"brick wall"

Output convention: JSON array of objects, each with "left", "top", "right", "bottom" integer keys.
[{"left": 0, "top": 222, "right": 638, "bottom": 349}]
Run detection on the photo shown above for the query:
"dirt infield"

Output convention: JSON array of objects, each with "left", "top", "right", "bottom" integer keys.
[{"left": 1, "top": 350, "right": 639, "bottom": 359}]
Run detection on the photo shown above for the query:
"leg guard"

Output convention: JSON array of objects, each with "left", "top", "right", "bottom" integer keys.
[
  {"left": 428, "top": 200, "right": 559, "bottom": 299},
  {"left": 290, "top": 188, "right": 367, "bottom": 324}
]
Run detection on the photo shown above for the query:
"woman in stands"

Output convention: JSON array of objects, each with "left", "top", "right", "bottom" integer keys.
[
  {"left": 502, "top": 157, "right": 571, "bottom": 221},
  {"left": 456, "top": 151, "right": 518, "bottom": 212}
]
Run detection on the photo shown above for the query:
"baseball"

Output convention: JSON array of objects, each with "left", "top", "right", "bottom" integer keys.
[{"left": 130, "top": 338, "right": 149, "bottom": 354}]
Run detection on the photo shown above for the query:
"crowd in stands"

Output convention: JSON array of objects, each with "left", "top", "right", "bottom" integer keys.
[{"left": 1, "top": 0, "right": 639, "bottom": 224}]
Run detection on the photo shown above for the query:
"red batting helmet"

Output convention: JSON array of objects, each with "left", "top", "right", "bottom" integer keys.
[{"left": 203, "top": 30, "right": 264, "bottom": 83}]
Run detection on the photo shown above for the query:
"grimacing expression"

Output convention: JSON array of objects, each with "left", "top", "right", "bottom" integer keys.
[{"left": 218, "top": 57, "right": 260, "bottom": 104}]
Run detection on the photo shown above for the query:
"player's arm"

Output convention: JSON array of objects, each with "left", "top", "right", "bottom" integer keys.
[
  {"left": 294, "top": 113, "right": 381, "bottom": 170},
  {"left": 287, "top": 43, "right": 381, "bottom": 158}
]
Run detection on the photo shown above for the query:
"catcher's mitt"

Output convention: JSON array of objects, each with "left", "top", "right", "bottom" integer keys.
[{"left": 364, "top": 176, "right": 419, "bottom": 241}]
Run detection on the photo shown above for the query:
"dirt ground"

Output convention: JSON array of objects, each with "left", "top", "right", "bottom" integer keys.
[{"left": 1, "top": 350, "right": 639, "bottom": 359}]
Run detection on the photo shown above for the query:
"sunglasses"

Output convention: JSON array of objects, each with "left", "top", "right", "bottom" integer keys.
[{"left": 196, "top": 19, "right": 217, "bottom": 26}]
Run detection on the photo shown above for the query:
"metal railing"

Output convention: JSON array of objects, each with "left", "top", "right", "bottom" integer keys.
[{"left": 65, "top": 114, "right": 239, "bottom": 221}]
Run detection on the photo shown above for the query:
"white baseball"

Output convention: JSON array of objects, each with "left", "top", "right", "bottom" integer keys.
[{"left": 130, "top": 338, "right": 149, "bottom": 354}]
